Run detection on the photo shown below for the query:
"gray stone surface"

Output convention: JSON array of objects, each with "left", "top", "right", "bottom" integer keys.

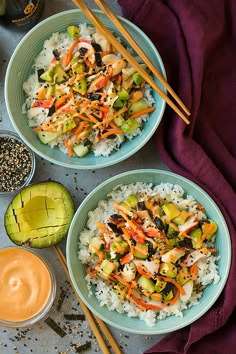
[{"left": 0, "top": 1, "right": 168, "bottom": 353}]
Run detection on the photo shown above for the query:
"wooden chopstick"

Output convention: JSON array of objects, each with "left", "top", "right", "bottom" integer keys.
[
  {"left": 71, "top": 0, "right": 190, "bottom": 124},
  {"left": 95, "top": 0, "right": 190, "bottom": 117},
  {"left": 53, "top": 245, "right": 123, "bottom": 354}
]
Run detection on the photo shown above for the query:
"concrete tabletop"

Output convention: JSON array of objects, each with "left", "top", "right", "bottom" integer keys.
[{"left": 0, "top": 1, "right": 169, "bottom": 353}]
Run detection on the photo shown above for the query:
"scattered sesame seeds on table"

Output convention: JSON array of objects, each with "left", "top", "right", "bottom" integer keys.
[{"left": 0, "top": 1, "right": 169, "bottom": 353}]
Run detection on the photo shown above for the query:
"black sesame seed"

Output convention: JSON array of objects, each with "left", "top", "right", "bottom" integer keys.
[{"left": 0, "top": 136, "right": 33, "bottom": 192}]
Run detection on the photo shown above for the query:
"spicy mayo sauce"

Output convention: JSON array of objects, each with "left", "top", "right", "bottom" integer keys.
[{"left": 0, "top": 248, "right": 52, "bottom": 323}]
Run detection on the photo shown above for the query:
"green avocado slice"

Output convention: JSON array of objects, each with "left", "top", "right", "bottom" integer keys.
[{"left": 4, "top": 181, "right": 74, "bottom": 248}]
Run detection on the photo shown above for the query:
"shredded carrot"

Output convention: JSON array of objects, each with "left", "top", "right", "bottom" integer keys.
[
  {"left": 64, "top": 139, "right": 74, "bottom": 157},
  {"left": 190, "top": 263, "right": 198, "bottom": 280},
  {"left": 87, "top": 113, "right": 100, "bottom": 124},
  {"left": 128, "top": 107, "right": 156, "bottom": 120},
  {"left": 98, "top": 106, "right": 127, "bottom": 127},
  {"left": 129, "top": 294, "right": 162, "bottom": 311},
  {"left": 112, "top": 274, "right": 131, "bottom": 288},
  {"left": 64, "top": 38, "right": 80, "bottom": 66},
  {"left": 100, "top": 128, "right": 123, "bottom": 138},
  {"left": 71, "top": 121, "right": 87, "bottom": 135},
  {"left": 169, "top": 290, "right": 180, "bottom": 306},
  {"left": 55, "top": 94, "right": 72, "bottom": 110},
  {"left": 201, "top": 223, "right": 215, "bottom": 241}
]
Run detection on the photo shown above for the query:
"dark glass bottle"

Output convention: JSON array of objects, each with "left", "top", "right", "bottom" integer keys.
[{"left": 0, "top": 0, "right": 44, "bottom": 31}]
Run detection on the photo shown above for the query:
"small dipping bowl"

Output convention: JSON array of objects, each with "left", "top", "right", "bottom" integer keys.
[
  {"left": 0, "top": 247, "right": 56, "bottom": 328},
  {"left": 0, "top": 130, "right": 35, "bottom": 196}
]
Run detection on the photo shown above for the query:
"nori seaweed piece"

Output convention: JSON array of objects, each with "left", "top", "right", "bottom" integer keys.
[
  {"left": 64, "top": 314, "right": 86, "bottom": 321},
  {"left": 57, "top": 288, "right": 66, "bottom": 311},
  {"left": 45, "top": 317, "right": 67, "bottom": 337}
]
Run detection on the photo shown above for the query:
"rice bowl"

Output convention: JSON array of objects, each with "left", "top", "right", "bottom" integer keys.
[
  {"left": 5, "top": 10, "right": 166, "bottom": 169},
  {"left": 66, "top": 169, "right": 231, "bottom": 334}
]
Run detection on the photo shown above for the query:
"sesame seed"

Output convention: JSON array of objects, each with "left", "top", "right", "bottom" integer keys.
[{"left": 0, "top": 136, "right": 33, "bottom": 192}]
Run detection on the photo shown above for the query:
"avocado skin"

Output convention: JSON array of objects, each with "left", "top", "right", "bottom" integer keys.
[{"left": 4, "top": 181, "right": 74, "bottom": 248}]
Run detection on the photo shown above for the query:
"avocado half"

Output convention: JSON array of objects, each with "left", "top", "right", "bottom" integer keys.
[{"left": 4, "top": 181, "right": 74, "bottom": 248}]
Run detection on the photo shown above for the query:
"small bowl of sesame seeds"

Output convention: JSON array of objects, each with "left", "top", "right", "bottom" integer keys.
[{"left": 0, "top": 130, "right": 35, "bottom": 196}]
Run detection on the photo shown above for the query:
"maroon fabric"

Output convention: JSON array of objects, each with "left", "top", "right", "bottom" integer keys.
[{"left": 118, "top": 0, "right": 236, "bottom": 353}]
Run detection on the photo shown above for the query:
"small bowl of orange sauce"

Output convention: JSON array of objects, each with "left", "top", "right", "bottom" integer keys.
[{"left": 0, "top": 247, "right": 56, "bottom": 328}]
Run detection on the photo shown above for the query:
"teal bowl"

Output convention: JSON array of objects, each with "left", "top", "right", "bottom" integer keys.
[
  {"left": 66, "top": 169, "right": 231, "bottom": 334},
  {"left": 5, "top": 10, "right": 166, "bottom": 169}
]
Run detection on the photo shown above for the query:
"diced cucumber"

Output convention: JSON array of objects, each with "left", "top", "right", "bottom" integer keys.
[
  {"left": 138, "top": 275, "right": 155, "bottom": 293},
  {"left": 100, "top": 259, "right": 116, "bottom": 275},
  {"left": 114, "top": 97, "right": 124, "bottom": 108},
  {"left": 37, "top": 131, "right": 60, "bottom": 144},
  {"left": 133, "top": 243, "right": 148, "bottom": 259},
  {"left": 40, "top": 68, "right": 54, "bottom": 83},
  {"left": 128, "top": 99, "right": 149, "bottom": 115},
  {"left": 54, "top": 65, "right": 69, "bottom": 84},
  {"left": 121, "top": 118, "right": 140, "bottom": 134},
  {"left": 113, "top": 115, "right": 125, "bottom": 127},
  {"left": 73, "top": 143, "right": 90, "bottom": 157},
  {"left": 110, "top": 237, "right": 129, "bottom": 254},
  {"left": 67, "top": 25, "right": 80, "bottom": 39},
  {"left": 73, "top": 62, "right": 85, "bottom": 74},
  {"left": 126, "top": 194, "right": 139, "bottom": 208},
  {"left": 117, "top": 88, "right": 129, "bottom": 100},
  {"left": 63, "top": 118, "right": 76, "bottom": 133},
  {"left": 155, "top": 278, "right": 167, "bottom": 293},
  {"left": 162, "top": 203, "right": 181, "bottom": 220},
  {"left": 133, "top": 72, "right": 144, "bottom": 86},
  {"left": 73, "top": 78, "right": 87, "bottom": 95},
  {"left": 159, "top": 262, "right": 177, "bottom": 278},
  {"left": 88, "top": 236, "right": 103, "bottom": 253}
]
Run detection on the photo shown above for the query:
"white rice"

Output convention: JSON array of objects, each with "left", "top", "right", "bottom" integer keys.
[{"left": 78, "top": 182, "right": 220, "bottom": 327}]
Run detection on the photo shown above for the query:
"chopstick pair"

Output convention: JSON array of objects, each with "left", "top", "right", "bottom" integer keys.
[
  {"left": 71, "top": 0, "right": 191, "bottom": 124},
  {"left": 53, "top": 245, "right": 123, "bottom": 354}
]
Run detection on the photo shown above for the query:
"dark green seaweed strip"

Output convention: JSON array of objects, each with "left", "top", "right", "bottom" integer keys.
[
  {"left": 64, "top": 314, "right": 86, "bottom": 321},
  {"left": 56, "top": 288, "right": 67, "bottom": 311},
  {"left": 45, "top": 317, "right": 67, "bottom": 337}
]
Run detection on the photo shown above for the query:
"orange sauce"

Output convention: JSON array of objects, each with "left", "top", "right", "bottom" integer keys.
[{"left": 0, "top": 248, "right": 52, "bottom": 322}]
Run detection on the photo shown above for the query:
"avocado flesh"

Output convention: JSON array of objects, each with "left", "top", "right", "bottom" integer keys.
[{"left": 4, "top": 181, "right": 74, "bottom": 248}]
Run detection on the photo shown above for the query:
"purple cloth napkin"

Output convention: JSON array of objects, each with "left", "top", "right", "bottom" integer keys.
[{"left": 118, "top": 0, "right": 236, "bottom": 353}]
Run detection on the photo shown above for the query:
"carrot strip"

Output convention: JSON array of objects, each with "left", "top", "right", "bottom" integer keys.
[
  {"left": 128, "top": 107, "right": 156, "bottom": 120},
  {"left": 190, "top": 263, "right": 198, "bottom": 280},
  {"left": 201, "top": 223, "right": 215, "bottom": 241},
  {"left": 169, "top": 290, "right": 180, "bottom": 305},
  {"left": 112, "top": 274, "right": 131, "bottom": 288},
  {"left": 87, "top": 113, "right": 100, "bottom": 124},
  {"left": 64, "top": 39, "right": 80, "bottom": 66},
  {"left": 100, "top": 128, "right": 123, "bottom": 138},
  {"left": 55, "top": 94, "right": 72, "bottom": 110},
  {"left": 64, "top": 139, "right": 74, "bottom": 157},
  {"left": 71, "top": 121, "right": 87, "bottom": 135},
  {"left": 129, "top": 295, "right": 162, "bottom": 311}
]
